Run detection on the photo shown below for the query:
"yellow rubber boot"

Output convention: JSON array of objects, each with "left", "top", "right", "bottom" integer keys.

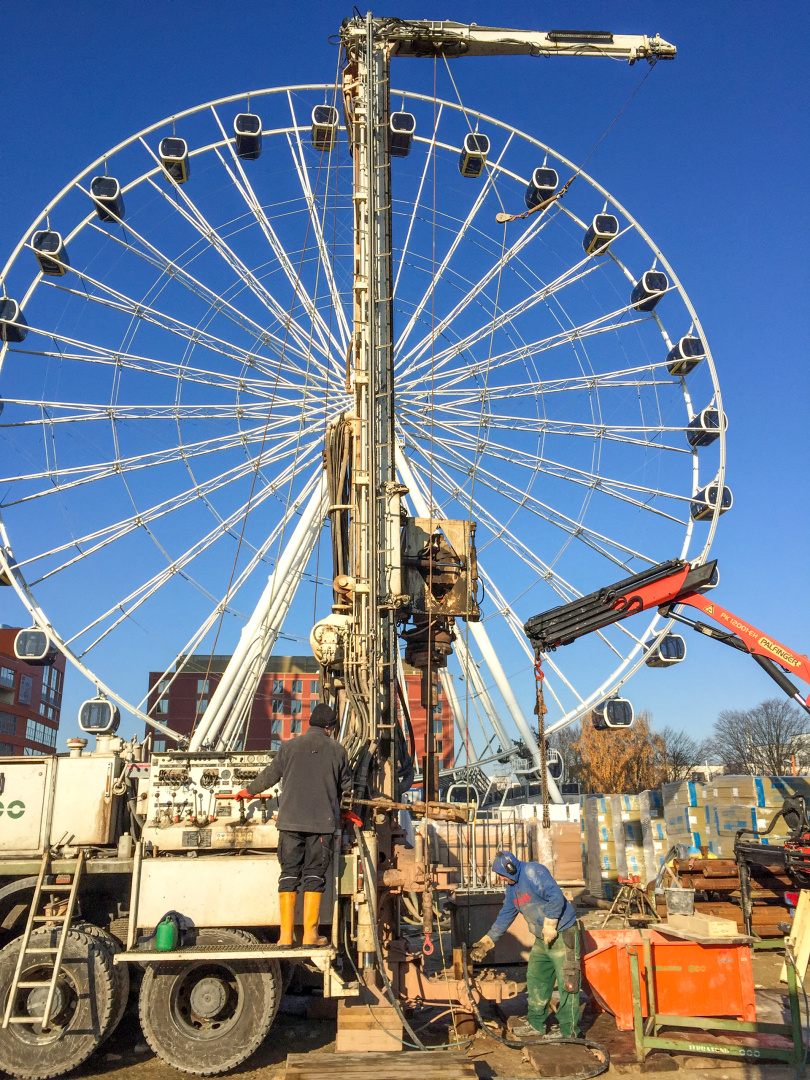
[
  {"left": 278, "top": 891, "right": 296, "bottom": 947},
  {"left": 302, "top": 892, "right": 327, "bottom": 946}
]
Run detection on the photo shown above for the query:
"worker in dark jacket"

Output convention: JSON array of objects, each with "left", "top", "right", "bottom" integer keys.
[
  {"left": 469, "top": 851, "right": 580, "bottom": 1039},
  {"left": 235, "top": 703, "right": 351, "bottom": 947}
]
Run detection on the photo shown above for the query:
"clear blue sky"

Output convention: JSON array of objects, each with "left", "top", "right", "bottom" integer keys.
[{"left": 1, "top": 2, "right": 808, "bottom": 751}]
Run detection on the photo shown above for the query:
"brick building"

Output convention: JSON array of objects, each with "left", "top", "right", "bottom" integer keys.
[
  {"left": 146, "top": 655, "right": 454, "bottom": 766},
  {"left": 0, "top": 626, "right": 65, "bottom": 756}
]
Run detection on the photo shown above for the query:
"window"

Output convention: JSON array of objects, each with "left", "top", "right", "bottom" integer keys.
[
  {"left": 154, "top": 678, "right": 170, "bottom": 714},
  {"left": 433, "top": 703, "right": 442, "bottom": 715},
  {"left": 0, "top": 741, "right": 15, "bottom": 756},
  {"left": 310, "top": 679, "right": 319, "bottom": 694},
  {"left": 153, "top": 739, "right": 166, "bottom": 753},
  {"left": 270, "top": 738, "right": 281, "bottom": 752},
  {"left": 290, "top": 699, "right": 302, "bottom": 715},
  {"left": 271, "top": 719, "right": 282, "bottom": 734},
  {"left": 0, "top": 667, "right": 14, "bottom": 689},
  {"left": 25, "top": 720, "right": 56, "bottom": 748},
  {"left": 0, "top": 712, "right": 16, "bottom": 736},
  {"left": 290, "top": 719, "right": 302, "bottom": 734},
  {"left": 273, "top": 679, "right": 284, "bottom": 694},
  {"left": 272, "top": 699, "right": 283, "bottom": 714},
  {"left": 432, "top": 718, "right": 443, "bottom": 733},
  {"left": 197, "top": 679, "right": 210, "bottom": 695},
  {"left": 39, "top": 703, "right": 56, "bottom": 721},
  {"left": 197, "top": 699, "right": 208, "bottom": 715},
  {"left": 291, "top": 679, "right": 302, "bottom": 694},
  {"left": 23, "top": 746, "right": 37, "bottom": 756},
  {"left": 18, "top": 674, "right": 32, "bottom": 706},
  {"left": 309, "top": 698, "right": 319, "bottom": 713},
  {"left": 435, "top": 740, "right": 443, "bottom": 755}
]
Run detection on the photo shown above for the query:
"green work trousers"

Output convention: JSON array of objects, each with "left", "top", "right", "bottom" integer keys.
[{"left": 526, "top": 924, "right": 581, "bottom": 1038}]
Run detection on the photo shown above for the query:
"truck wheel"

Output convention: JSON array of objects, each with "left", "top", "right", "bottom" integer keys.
[
  {"left": 0, "top": 929, "right": 114, "bottom": 1079},
  {"left": 138, "top": 928, "right": 281, "bottom": 1075},
  {"left": 72, "top": 922, "right": 130, "bottom": 1042}
]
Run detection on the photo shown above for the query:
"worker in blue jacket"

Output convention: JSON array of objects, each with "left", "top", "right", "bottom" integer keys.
[{"left": 469, "top": 850, "right": 581, "bottom": 1039}]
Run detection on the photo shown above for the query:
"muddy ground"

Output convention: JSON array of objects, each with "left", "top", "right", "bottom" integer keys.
[{"left": 66, "top": 931, "right": 805, "bottom": 1080}]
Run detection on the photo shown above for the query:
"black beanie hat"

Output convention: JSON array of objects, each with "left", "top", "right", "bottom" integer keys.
[{"left": 309, "top": 703, "right": 337, "bottom": 729}]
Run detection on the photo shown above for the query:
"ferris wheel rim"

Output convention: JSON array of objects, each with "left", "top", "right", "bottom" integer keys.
[{"left": 0, "top": 82, "right": 725, "bottom": 744}]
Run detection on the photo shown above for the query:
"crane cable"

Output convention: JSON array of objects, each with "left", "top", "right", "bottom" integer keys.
[{"left": 496, "top": 59, "right": 660, "bottom": 225}]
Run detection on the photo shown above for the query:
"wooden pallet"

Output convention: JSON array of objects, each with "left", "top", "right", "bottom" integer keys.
[{"left": 285, "top": 1050, "right": 477, "bottom": 1079}]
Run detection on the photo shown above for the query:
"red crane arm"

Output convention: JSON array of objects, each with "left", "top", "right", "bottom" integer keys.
[
  {"left": 674, "top": 591, "right": 810, "bottom": 689},
  {"left": 523, "top": 557, "right": 810, "bottom": 713}
]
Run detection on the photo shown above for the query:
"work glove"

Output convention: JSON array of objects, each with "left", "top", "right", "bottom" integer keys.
[
  {"left": 234, "top": 789, "right": 252, "bottom": 801},
  {"left": 469, "top": 934, "right": 495, "bottom": 963},
  {"left": 541, "top": 918, "right": 559, "bottom": 946}
]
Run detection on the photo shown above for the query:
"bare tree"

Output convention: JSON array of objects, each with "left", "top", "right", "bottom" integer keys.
[
  {"left": 705, "top": 699, "right": 808, "bottom": 775},
  {"left": 656, "top": 725, "right": 707, "bottom": 784}
]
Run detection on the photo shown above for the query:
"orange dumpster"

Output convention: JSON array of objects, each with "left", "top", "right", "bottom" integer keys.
[{"left": 581, "top": 927, "right": 757, "bottom": 1031}]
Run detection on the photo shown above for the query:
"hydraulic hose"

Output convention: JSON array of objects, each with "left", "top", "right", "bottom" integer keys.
[
  {"left": 353, "top": 825, "right": 471, "bottom": 1052},
  {"left": 460, "top": 944, "right": 609, "bottom": 1080}
]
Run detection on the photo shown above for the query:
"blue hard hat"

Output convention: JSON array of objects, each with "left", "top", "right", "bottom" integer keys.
[{"left": 492, "top": 850, "right": 520, "bottom": 882}]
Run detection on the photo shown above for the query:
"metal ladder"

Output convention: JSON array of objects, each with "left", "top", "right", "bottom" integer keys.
[{"left": 2, "top": 849, "right": 85, "bottom": 1031}]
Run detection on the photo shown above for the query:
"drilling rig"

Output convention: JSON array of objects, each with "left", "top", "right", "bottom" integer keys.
[{"left": 0, "top": 15, "right": 675, "bottom": 1077}]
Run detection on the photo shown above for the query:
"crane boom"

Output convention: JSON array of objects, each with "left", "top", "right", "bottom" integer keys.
[
  {"left": 354, "top": 20, "right": 676, "bottom": 63},
  {"left": 524, "top": 558, "right": 810, "bottom": 715}
]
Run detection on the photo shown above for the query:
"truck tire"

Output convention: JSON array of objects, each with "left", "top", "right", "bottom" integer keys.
[
  {"left": 72, "top": 922, "right": 130, "bottom": 1042},
  {"left": 138, "top": 927, "right": 281, "bottom": 1076},
  {"left": 0, "top": 929, "right": 114, "bottom": 1079}
]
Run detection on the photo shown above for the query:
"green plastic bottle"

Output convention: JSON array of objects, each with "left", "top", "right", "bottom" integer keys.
[{"left": 156, "top": 915, "right": 179, "bottom": 952}]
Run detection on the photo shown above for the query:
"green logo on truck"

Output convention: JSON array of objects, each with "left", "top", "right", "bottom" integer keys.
[{"left": 0, "top": 800, "right": 25, "bottom": 819}]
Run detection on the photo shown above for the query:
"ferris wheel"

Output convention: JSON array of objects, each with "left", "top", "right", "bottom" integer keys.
[{"left": 0, "top": 83, "right": 727, "bottom": 759}]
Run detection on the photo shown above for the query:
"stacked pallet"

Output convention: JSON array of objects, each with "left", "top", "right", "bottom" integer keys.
[
  {"left": 640, "top": 789, "right": 668, "bottom": 883},
  {"left": 662, "top": 780, "right": 705, "bottom": 848},
  {"left": 703, "top": 775, "right": 810, "bottom": 857},
  {"left": 585, "top": 796, "right": 620, "bottom": 899},
  {"left": 608, "top": 794, "right": 645, "bottom": 878}
]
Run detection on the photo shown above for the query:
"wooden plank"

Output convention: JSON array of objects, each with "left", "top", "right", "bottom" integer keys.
[
  {"left": 781, "top": 889, "right": 810, "bottom": 982},
  {"left": 655, "top": 923, "right": 754, "bottom": 946},
  {"left": 667, "top": 911, "right": 740, "bottom": 937},
  {"left": 285, "top": 1049, "right": 476, "bottom": 1079}
]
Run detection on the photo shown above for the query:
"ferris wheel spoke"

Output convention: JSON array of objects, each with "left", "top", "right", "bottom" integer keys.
[
  {"left": 78, "top": 199, "right": 334, "bottom": 377},
  {"left": 396, "top": 200, "right": 563, "bottom": 377},
  {"left": 397, "top": 253, "right": 606, "bottom": 384},
  {"left": 37, "top": 266, "right": 328, "bottom": 386},
  {"left": 137, "top": 465, "right": 325, "bottom": 710},
  {"left": 401, "top": 398, "right": 688, "bottom": 454},
  {"left": 209, "top": 106, "right": 345, "bottom": 371},
  {"left": 10, "top": 326, "right": 305, "bottom": 396},
  {"left": 402, "top": 412, "right": 689, "bottom": 526},
  {"left": 393, "top": 104, "right": 444, "bottom": 298},
  {"left": 0, "top": 400, "right": 304, "bottom": 427},
  {"left": 63, "top": 449, "right": 323, "bottom": 654},
  {"left": 285, "top": 93, "right": 351, "bottom": 352},
  {"left": 2, "top": 418, "right": 318, "bottom": 509},
  {"left": 404, "top": 436, "right": 654, "bottom": 568},
  {"left": 423, "top": 308, "right": 656, "bottom": 393},
  {"left": 138, "top": 150, "right": 331, "bottom": 372},
  {"left": 394, "top": 133, "right": 514, "bottom": 359},
  {"left": 20, "top": 437, "right": 322, "bottom": 585}
]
